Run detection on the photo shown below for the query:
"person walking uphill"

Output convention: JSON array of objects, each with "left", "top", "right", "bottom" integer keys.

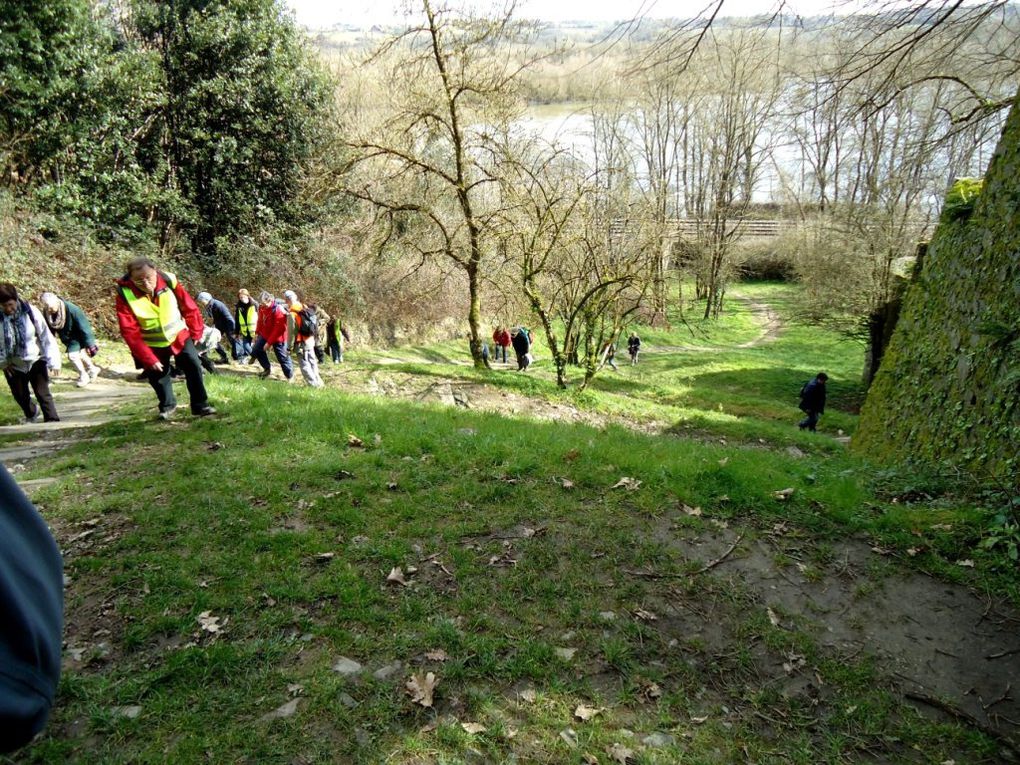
[
  {"left": 39, "top": 292, "right": 101, "bottom": 387},
  {"left": 510, "top": 327, "right": 531, "bottom": 371},
  {"left": 798, "top": 372, "right": 828, "bottom": 432},
  {"left": 116, "top": 258, "right": 215, "bottom": 420},
  {"left": 195, "top": 292, "right": 235, "bottom": 364},
  {"left": 284, "top": 290, "right": 324, "bottom": 388},
  {"left": 0, "top": 283, "right": 61, "bottom": 423},
  {"left": 234, "top": 289, "right": 257, "bottom": 363},
  {"left": 250, "top": 291, "right": 293, "bottom": 381}
]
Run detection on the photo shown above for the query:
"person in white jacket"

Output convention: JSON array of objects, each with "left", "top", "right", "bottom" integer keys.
[{"left": 0, "top": 283, "right": 61, "bottom": 422}]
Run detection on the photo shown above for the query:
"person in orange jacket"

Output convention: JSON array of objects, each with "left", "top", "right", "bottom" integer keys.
[{"left": 115, "top": 257, "right": 215, "bottom": 420}]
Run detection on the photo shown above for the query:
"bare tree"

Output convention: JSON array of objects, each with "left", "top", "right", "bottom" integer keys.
[{"left": 341, "top": 0, "right": 545, "bottom": 367}]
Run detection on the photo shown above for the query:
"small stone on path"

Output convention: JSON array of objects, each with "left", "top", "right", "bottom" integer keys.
[{"left": 332, "top": 657, "right": 363, "bottom": 676}]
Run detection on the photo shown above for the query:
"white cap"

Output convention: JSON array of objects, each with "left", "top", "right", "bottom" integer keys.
[
  {"left": 196, "top": 291, "right": 212, "bottom": 303},
  {"left": 283, "top": 290, "right": 297, "bottom": 301}
]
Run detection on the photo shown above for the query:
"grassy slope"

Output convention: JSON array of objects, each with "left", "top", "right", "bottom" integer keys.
[{"left": 5, "top": 284, "right": 1014, "bottom": 764}]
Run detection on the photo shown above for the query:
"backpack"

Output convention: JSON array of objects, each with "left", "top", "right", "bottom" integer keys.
[
  {"left": 296, "top": 306, "right": 318, "bottom": 340},
  {"left": 798, "top": 380, "right": 811, "bottom": 412}
]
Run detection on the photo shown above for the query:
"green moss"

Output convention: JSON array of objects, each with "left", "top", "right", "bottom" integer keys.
[
  {"left": 854, "top": 96, "right": 1020, "bottom": 484},
  {"left": 942, "top": 177, "right": 984, "bottom": 221}
]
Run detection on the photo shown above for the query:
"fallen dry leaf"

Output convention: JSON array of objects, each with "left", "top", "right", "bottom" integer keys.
[
  {"left": 638, "top": 680, "right": 663, "bottom": 702},
  {"left": 608, "top": 743, "right": 635, "bottom": 763},
  {"left": 425, "top": 649, "right": 449, "bottom": 662},
  {"left": 956, "top": 559, "right": 975, "bottom": 568},
  {"left": 563, "top": 448, "right": 581, "bottom": 462},
  {"left": 405, "top": 671, "right": 438, "bottom": 707},
  {"left": 767, "top": 607, "right": 781, "bottom": 628},
  {"left": 197, "top": 611, "right": 223, "bottom": 634},
  {"left": 772, "top": 488, "right": 795, "bottom": 501},
  {"left": 574, "top": 704, "right": 603, "bottom": 721},
  {"left": 682, "top": 504, "right": 702, "bottom": 517},
  {"left": 386, "top": 567, "right": 409, "bottom": 586},
  {"left": 690, "top": 715, "right": 709, "bottom": 724},
  {"left": 555, "top": 647, "right": 577, "bottom": 661},
  {"left": 461, "top": 722, "right": 487, "bottom": 735},
  {"left": 633, "top": 608, "right": 658, "bottom": 622},
  {"left": 519, "top": 689, "right": 537, "bottom": 703},
  {"left": 313, "top": 552, "right": 335, "bottom": 563},
  {"left": 718, "top": 457, "right": 729, "bottom": 466},
  {"left": 560, "top": 478, "right": 575, "bottom": 490},
  {"left": 347, "top": 434, "right": 364, "bottom": 448},
  {"left": 612, "top": 477, "right": 642, "bottom": 491}
]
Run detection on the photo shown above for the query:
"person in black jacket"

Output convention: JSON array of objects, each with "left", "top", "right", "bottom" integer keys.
[
  {"left": 510, "top": 327, "right": 531, "bottom": 371},
  {"left": 195, "top": 292, "right": 236, "bottom": 364},
  {"left": 798, "top": 372, "right": 828, "bottom": 432},
  {"left": 0, "top": 465, "right": 63, "bottom": 752}
]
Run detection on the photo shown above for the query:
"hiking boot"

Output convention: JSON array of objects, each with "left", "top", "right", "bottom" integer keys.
[
  {"left": 157, "top": 405, "right": 178, "bottom": 421},
  {"left": 25, "top": 410, "right": 41, "bottom": 424},
  {"left": 89, "top": 366, "right": 101, "bottom": 381},
  {"left": 193, "top": 405, "right": 217, "bottom": 417},
  {"left": 258, "top": 369, "right": 271, "bottom": 379},
  {"left": 76, "top": 374, "right": 90, "bottom": 388}
]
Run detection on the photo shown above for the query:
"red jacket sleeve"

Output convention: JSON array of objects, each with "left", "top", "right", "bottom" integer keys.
[
  {"left": 174, "top": 281, "right": 204, "bottom": 343},
  {"left": 115, "top": 289, "right": 159, "bottom": 369}
]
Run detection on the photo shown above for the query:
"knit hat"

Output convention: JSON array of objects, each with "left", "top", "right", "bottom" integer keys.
[
  {"left": 283, "top": 290, "right": 298, "bottom": 301},
  {"left": 196, "top": 291, "right": 212, "bottom": 304},
  {"left": 39, "top": 292, "right": 60, "bottom": 310}
]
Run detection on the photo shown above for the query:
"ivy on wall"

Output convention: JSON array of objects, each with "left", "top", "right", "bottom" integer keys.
[{"left": 854, "top": 97, "right": 1020, "bottom": 482}]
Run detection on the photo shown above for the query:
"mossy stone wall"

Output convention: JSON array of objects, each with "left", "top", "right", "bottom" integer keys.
[{"left": 854, "top": 97, "right": 1020, "bottom": 481}]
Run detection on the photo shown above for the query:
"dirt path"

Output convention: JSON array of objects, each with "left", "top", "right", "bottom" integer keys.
[
  {"left": 645, "top": 293, "right": 783, "bottom": 354},
  {"left": 0, "top": 369, "right": 147, "bottom": 494}
]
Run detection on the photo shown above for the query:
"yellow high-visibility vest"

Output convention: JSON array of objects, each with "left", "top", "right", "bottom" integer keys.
[
  {"left": 121, "top": 272, "right": 187, "bottom": 348},
  {"left": 238, "top": 303, "right": 257, "bottom": 336}
]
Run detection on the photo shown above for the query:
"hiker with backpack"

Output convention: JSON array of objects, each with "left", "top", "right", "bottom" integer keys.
[
  {"left": 284, "top": 290, "right": 324, "bottom": 388},
  {"left": 510, "top": 326, "right": 531, "bottom": 371},
  {"left": 798, "top": 372, "right": 828, "bottom": 432},
  {"left": 1, "top": 283, "right": 61, "bottom": 423},
  {"left": 251, "top": 291, "right": 293, "bottom": 381}
]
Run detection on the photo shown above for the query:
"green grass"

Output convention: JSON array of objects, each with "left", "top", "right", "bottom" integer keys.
[{"left": 3, "top": 283, "right": 1016, "bottom": 764}]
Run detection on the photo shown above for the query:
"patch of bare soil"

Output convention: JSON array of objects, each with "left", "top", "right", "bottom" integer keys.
[{"left": 665, "top": 525, "right": 1020, "bottom": 753}]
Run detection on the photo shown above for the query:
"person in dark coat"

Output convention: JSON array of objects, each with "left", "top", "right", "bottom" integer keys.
[
  {"left": 0, "top": 464, "right": 63, "bottom": 753},
  {"left": 627, "top": 332, "right": 641, "bottom": 365},
  {"left": 510, "top": 327, "right": 531, "bottom": 371},
  {"left": 39, "top": 292, "right": 101, "bottom": 387},
  {"left": 798, "top": 372, "right": 828, "bottom": 432},
  {"left": 195, "top": 292, "right": 235, "bottom": 364}
]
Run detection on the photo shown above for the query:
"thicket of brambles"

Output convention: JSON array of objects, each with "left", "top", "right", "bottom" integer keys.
[{"left": 2, "top": 1, "right": 1017, "bottom": 373}]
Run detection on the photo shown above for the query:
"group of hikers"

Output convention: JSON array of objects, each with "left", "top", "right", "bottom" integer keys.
[
  {"left": 1, "top": 257, "right": 828, "bottom": 430},
  {"left": 0, "top": 258, "right": 351, "bottom": 422},
  {"left": 487, "top": 326, "right": 643, "bottom": 372}
]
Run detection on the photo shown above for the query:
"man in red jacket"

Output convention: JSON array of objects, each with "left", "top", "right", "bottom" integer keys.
[
  {"left": 116, "top": 257, "right": 216, "bottom": 420},
  {"left": 250, "top": 291, "right": 294, "bottom": 381}
]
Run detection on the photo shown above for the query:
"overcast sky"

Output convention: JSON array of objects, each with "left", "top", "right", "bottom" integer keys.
[{"left": 282, "top": 0, "right": 859, "bottom": 28}]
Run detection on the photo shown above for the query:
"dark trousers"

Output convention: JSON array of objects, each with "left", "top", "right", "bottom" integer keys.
[
  {"left": 496, "top": 345, "right": 508, "bottom": 363},
  {"left": 251, "top": 336, "right": 293, "bottom": 379},
  {"left": 798, "top": 410, "right": 821, "bottom": 432},
  {"left": 145, "top": 339, "right": 208, "bottom": 414},
  {"left": 4, "top": 360, "right": 59, "bottom": 421},
  {"left": 235, "top": 335, "right": 253, "bottom": 360}
]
